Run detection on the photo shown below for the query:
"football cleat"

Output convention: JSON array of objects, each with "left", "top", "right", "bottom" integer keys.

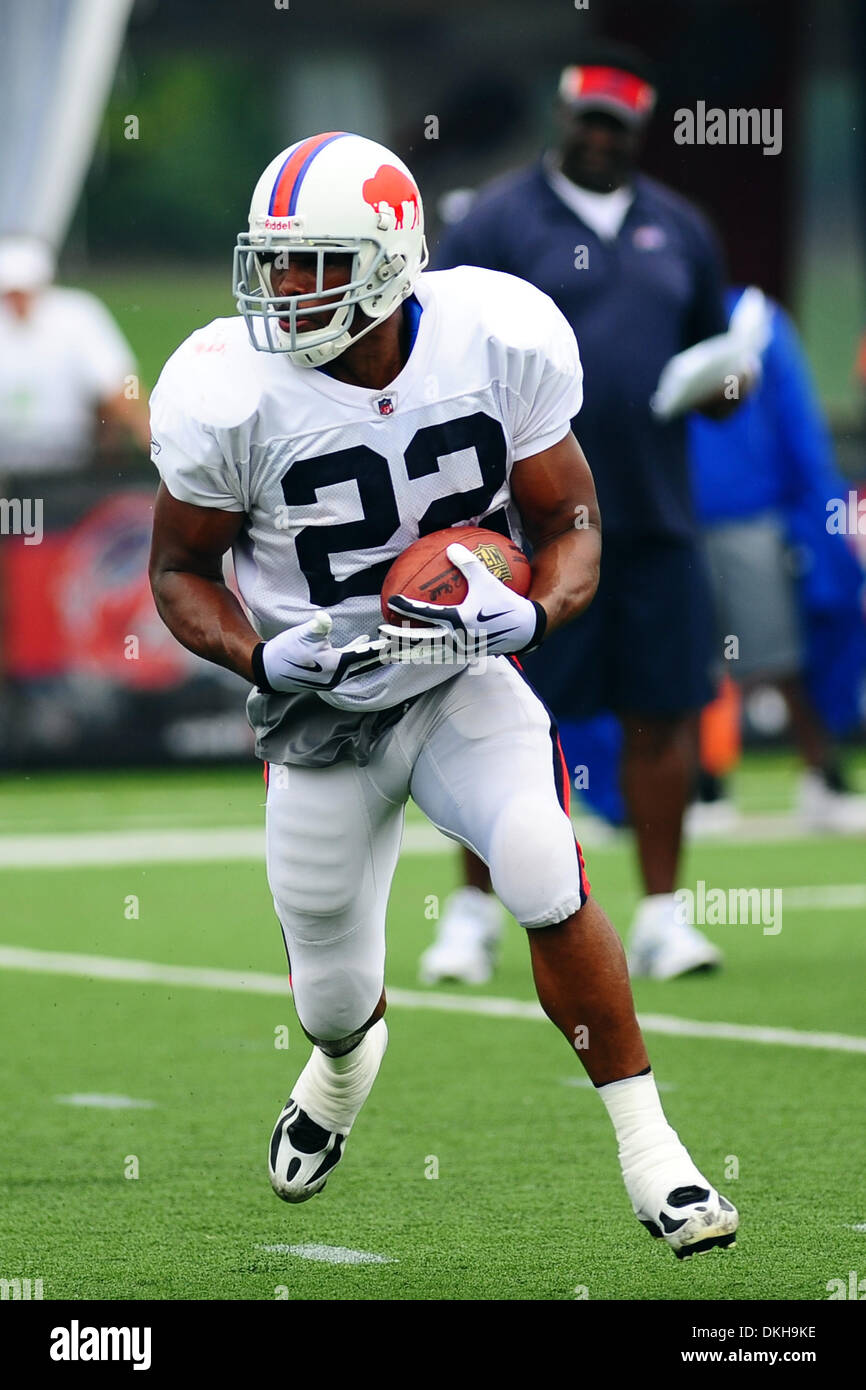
[
  {"left": 635, "top": 1182, "right": 739, "bottom": 1259},
  {"left": 683, "top": 796, "right": 740, "bottom": 838},
  {"left": 268, "top": 1098, "right": 346, "bottom": 1204}
]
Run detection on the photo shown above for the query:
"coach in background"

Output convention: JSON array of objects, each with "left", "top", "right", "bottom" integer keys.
[
  {"left": 0, "top": 235, "right": 150, "bottom": 477},
  {"left": 426, "top": 41, "right": 754, "bottom": 983}
]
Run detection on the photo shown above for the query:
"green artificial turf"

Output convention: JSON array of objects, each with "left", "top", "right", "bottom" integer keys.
[{"left": 0, "top": 760, "right": 864, "bottom": 1300}]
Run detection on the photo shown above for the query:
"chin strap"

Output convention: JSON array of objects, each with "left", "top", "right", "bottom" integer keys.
[
  {"left": 284, "top": 282, "right": 414, "bottom": 368},
  {"left": 288, "top": 330, "right": 356, "bottom": 369}
]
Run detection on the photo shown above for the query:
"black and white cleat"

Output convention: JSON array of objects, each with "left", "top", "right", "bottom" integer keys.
[
  {"left": 637, "top": 1184, "right": 739, "bottom": 1259},
  {"left": 268, "top": 1098, "right": 345, "bottom": 1204}
]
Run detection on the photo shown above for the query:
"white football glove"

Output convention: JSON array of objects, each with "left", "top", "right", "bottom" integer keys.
[
  {"left": 253, "top": 612, "right": 387, "bottom": 693},
  {"left": 379, "top": 542, "right": 546, "bottom": 663}
]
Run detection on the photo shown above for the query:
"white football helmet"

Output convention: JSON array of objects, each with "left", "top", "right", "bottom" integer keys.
[{"left": 233, "top": 131, "right": 428, "bottom": 367}]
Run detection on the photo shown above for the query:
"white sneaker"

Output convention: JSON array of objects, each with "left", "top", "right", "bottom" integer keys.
[
  {"left": 627, "top": 893, "right": 722, "bottom": 980},
  {"left": 418, "top": 886, "right": 504, "bottom": 985},
  {"left": 796, "top": 770, "right": 866, "bottom": 834},
  {"left": 684, "top": 797, "right": 740, "bottom": 838}
]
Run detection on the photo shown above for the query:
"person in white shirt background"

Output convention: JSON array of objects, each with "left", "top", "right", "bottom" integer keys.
[
  {"left": 0, "top": 234, "right": 151, "bottom": 478},
  {"left": 0, "top": 234, "right": 151, "bottom": 721}
]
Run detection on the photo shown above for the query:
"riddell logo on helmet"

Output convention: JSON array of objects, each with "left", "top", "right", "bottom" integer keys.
[
  {"left": 362, "top": 165, "right": 420, "bottom": 229},
  {"left": 262, "top": 216, "right": 299, "bottom": 231}
]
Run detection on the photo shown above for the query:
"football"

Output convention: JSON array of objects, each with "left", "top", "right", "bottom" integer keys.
[{"left": 380, "top": 525, "right": 531, "bottom": 620}]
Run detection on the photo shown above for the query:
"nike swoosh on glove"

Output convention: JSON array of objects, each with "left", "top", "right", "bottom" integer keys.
[
  {"left": 379, "top": 542, "right": 547, "bottom": 664},
  {"left": 252, "top": 612, "right": 388, "bottom": 693}
]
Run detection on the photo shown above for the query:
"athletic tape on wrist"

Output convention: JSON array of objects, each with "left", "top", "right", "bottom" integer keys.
[
  {"left": 520, "top": 601, "right": 548, "bottom": 654},
  {"left": 251, "top": 641, "right": 276, "bottom": 694}
]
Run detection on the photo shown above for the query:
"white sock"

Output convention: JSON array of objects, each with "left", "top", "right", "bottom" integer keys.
[
  {"left": 596, "top": 1070, "right": 704, "bottom": 1210},
  {"left": 292, "top": 1019, "right": 388, "bottom": 1134}
]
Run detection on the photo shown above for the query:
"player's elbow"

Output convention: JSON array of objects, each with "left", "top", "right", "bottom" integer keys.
[
  {"left": 147, "top": 546, "right": 179, "bottom": 622},
  {"left": 147, "top": 541, "right": 166, "bottom": 594}
]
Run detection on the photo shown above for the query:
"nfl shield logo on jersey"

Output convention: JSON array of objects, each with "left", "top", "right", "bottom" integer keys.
[{"left": 374, "top": 394, "right": 396, "bottom": 415}]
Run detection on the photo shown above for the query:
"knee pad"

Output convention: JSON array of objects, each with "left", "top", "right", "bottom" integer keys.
[{"left": 487, "top": 794, "right": 585, "bottom": 928}]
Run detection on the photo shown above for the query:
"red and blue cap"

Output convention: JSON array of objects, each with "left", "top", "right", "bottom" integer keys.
[{"left": 558, "top": 48, "right": 657, "bottom": 126}]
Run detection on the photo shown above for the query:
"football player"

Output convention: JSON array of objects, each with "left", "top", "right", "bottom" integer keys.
[{"left": 148, "top": 132, "right": 738, "bottom": 1258}]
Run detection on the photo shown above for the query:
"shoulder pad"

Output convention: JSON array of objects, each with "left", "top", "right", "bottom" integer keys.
[{"left": 156, "top": 318, "right": 263, "bottom": 430}]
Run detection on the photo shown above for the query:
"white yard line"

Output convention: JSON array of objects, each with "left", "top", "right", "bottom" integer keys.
[
  {"left": 0, "top": 826, "right": 267, "bottom": 868},
  {"left": 257, "top": 1244, "right": 396, "bottom": 1265},
  {"left": 0, "top": 824, "right": 437, "bottom": 867},
  {"left": 0, "top": 946, "right": 289, "bottom": 994},
  {"left": 782, "top": 884, "right": 866, "bottom": 909},
  {"left": 55, "top": 1093, "right": 156, "bottom": 1109},
  {"left": 1, "top": 813, "right": 864, "bottom": 869},
  {"left": 632, "top": 1013, "right": 866, "bottom": 1053},
  {"left": 1, "top": 944, "right": 864, "bottom": 1055}
]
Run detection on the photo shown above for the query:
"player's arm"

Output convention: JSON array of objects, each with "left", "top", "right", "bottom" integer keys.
[
  {"left": 510, "top": 428, "right": 601, "bottom": 634},
  {"left": 382, "top": 430, "right": 600, "bottom": 659},
  {"left": 150, "top": 484, "right": 386, "bottom": 691},
  {"left": 148, "top": 482, "right": 260, "bottom": 682}
]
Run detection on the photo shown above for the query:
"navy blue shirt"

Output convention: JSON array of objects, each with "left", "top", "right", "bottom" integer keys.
[{"left": 434, "top": 163, "right": 728, "bottom": 538}]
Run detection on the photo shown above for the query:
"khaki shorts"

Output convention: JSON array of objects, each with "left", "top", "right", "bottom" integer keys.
[{"left": 702, "top": 514, "right": 803, "bottom": 682}]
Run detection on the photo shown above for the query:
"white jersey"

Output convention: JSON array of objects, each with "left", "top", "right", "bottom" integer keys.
[
  {"left": 0, "top": 287, "right": 136, "bottom": 473},
  {"left": 150, "top": 266, "right": 582, "bottom": 760}
]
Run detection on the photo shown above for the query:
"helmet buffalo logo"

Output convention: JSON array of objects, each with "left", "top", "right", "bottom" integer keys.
[{"left": 362, "top": 164, "right": 420, "bottom": 229}]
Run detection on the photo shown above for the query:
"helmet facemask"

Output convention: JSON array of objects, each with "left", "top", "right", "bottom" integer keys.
[{"left": 233, "top": 233, "right": 419, "bottom": 367}]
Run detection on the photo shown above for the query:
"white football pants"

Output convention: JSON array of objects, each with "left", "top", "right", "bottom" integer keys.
[{"left": 265, "top": 655, "right": 589, "bottom": 1041}]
